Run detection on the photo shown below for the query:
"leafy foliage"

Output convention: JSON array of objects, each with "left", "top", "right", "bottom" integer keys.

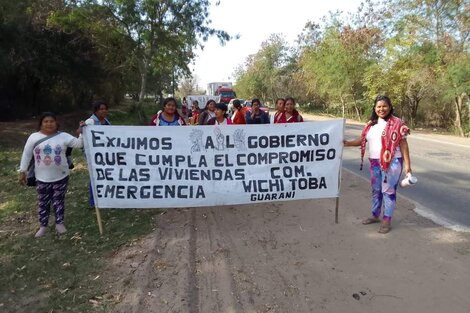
[
  {"left": 0, "top": 0, "right": 230, "bottom": 121},
  {"left": 233, "top": 0, "right": 469, "bottom": 134}
]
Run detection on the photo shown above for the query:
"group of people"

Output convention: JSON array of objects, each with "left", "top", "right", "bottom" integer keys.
[
  {"left": 19, "top": 95, "right": 411, "bottom": 237},
  {"left": 150, "top": 97, "right": 304, "bottom": 127}
]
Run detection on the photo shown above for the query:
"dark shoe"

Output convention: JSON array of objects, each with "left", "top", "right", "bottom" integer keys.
[{"left": 362, "top": 217, "right": 380, "bottom": 225}]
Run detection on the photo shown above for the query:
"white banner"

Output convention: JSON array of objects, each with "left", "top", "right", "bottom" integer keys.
[{"left": 83, "top": 120, "right": 344, "bottom": 208}]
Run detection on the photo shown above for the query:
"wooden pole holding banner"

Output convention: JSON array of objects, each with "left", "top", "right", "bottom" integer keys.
[
  {"left": 95, "top": 206, "right": 104, "bottom": 235},
  {"left": 335, "top": 117, "right": 346, "bottom": 224}
]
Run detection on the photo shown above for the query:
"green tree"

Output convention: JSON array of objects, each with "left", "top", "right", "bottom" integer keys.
[
  {"left": 383, "top": 0, "right": 469, "bottom": 133},
  {"left": 98, "top": 0, "right": 230, "bottom": 115},
  {"left": 300, "top": 21, "right": 380, "bottom": 118},
  {"left": 0, "top": 0, "right": 119, "bottom": 118},
  {"left": 234, "top": 34, "right": 291, "bottom": 103}
]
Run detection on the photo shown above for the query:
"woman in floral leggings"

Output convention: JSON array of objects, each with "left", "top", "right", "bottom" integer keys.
[
  {"left": 19, "top": 112, "right": 84, "bottom": 237},
  {"left": 344, "top": 96, "right": 412, "bottom": 234}
]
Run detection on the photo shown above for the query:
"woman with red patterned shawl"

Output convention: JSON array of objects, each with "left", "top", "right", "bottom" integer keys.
[{"left": 344, "top": 96, "right": 412, "bottom": 234}]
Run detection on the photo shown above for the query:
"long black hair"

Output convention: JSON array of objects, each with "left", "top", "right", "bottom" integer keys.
[
  {"left": 204, "top": 99, "right": 217, "bottom": 111},
  {"left": 369, "top": 95, "right": 394, "bottom": 125},
  {"left": 37, "top": 112, "right": 58, "bottom": 131}
]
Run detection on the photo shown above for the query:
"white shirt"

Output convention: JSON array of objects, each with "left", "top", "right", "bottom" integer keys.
[
  {"left": 231, "top": 110, "right": 240, "bottom": 122},
  {"left": 215, "top": 118, "right": 229, "bottom": 125},
  {"left": 366, "top": 118, "right": 402, "bottom": 159},
  {"left": 20, "top": 132, "right": 83, "bottom": 182}
]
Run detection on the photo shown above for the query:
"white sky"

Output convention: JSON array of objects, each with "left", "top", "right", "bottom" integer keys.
[{"left": 191, "top": 0, "right": 364, "bottom": 92}]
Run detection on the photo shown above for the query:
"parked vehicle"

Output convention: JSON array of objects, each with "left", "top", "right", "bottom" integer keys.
[
  {"left": 215, "top": 87, "right": 236, "bottom": 104},
  {"left": 207, "top": 82, "right": 232, "bottom": 96}
]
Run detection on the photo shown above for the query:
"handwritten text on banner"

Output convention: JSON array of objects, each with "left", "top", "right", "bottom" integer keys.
[{"left": 83, "top": 120, "right": 344, "bottom": 208}]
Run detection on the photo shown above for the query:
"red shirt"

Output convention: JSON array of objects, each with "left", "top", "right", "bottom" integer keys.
[
  {"left": 276, "top": 110, "right": 303, "bottom": 123},
  {"left": 231, "top": 110, "right": 246, "bottom": 124}
]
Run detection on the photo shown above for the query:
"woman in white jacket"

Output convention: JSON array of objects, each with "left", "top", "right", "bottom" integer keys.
[{"left": 19, "top": 112, "right": 84, "bottom": 238}]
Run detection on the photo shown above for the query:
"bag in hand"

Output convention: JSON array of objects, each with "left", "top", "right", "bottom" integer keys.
[{"left": 26, "top": 157, "right": 36, "bottom": 187}]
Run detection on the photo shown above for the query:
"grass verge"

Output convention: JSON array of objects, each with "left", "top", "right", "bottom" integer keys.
[{"left": 0, "top": 101, "right": 161, "bottom": 312}]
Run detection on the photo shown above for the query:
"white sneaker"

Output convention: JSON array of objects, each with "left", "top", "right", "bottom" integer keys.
[
  {"left": 55, "top": 224, "right": 67, "bottom": 234},
  {"left": 35, "top": 226, "right": 47, "bottom": 238}
]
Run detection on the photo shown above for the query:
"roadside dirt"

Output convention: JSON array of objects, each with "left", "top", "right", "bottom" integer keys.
[
  {"left": 3, "top": 111, "right": 468, "bottom": 312},
  {"left": 104, "top": 170, "right": 470, "bottom": 313}
]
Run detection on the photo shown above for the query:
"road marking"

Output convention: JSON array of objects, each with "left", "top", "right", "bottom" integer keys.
[
  {"left": 342, "top": 167, "right": 470, "bottom": 233},
  {"left": 409, "top": 135, "right": 470, "bottom": 149}
]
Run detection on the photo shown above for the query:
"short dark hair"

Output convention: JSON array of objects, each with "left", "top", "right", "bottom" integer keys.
[
  {"left": 252, "top": 98, "right": 261, "bottom": 106},
  {"left": 92, "top": 100, "right": 108, "bottom": 113},
  {"left": 275, "top": 98, "right": 285, "bottom": 104},
  {"left": 38, "top": 112, "right": 58, "bottom": 131},
  {"left": 205, "top": 99, "right": 216, "bottom": 110}
]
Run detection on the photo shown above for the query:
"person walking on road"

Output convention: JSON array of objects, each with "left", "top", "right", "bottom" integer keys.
[
  {"left": 188, "top": 100, "right": 201, "bottom": 125},
  {"left": 276, "top": 97, "right": 303, "bottom": 123},
  {"left": 271, "top": 98, "right": 285, "bottom": 124},
  {"left": 230, "top": 99, "right": 246, "bottom": 124},
  {"left": 245, "top": 98, "right": 269, "bottom": 124},
  {"left": 198, "top": 100, "right": 217, "bottom": 125},
  {"left": 343, "top": 95, "right": 412, "bottom": 234},
  {"left": 208, "top": 103, "right": 233, "bottom": 125},
  {"left": 18, "top": 112, "right": 84, "bottom": 237},
  {"left": 150, "top": 97, "right": 186, "bottom": 126}
]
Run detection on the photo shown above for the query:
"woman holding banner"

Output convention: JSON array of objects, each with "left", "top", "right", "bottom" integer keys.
[
  {"left": 343, "top": 95, "right": 412, "bottom": 234},
  {"left": 150, "top": 97, "right": 186, "bottom": 126},
  {"left": 18, "top": 112, "right": 84, "bottom": 237},
  {"left": 81, "top": 100, "right": 111, "bottom": 208}
]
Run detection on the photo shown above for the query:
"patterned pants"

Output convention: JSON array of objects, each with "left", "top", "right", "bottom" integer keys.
[
  {"left": 36, "top": 176, "right": 69, "bottom": 227},
  {"left": 369, "top": 158, "right": 403, "bottom": 221}
]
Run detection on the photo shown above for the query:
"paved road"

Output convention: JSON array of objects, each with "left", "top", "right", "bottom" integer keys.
[{"left": 342, "top": 123, "right": 470, "bottom": 232}]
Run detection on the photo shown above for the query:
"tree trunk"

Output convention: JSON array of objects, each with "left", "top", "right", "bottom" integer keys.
[
  {"left": 467, "top": 98, "right": 470, "bottom": 132},
  {"left": 137, "top": 59, "right": 149, "bottom": 124},
  {"left": 139, "top": 62, "right": 148, "bottom": 102},
  {"left": 353, "top": 102, "right": 360, "bottom": 119},
  {"left": 454, "top": 95, "right": 464, "bottom": 137},
  {"left": 340, "top": 95, "right": 345, "bottom": 118}
]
